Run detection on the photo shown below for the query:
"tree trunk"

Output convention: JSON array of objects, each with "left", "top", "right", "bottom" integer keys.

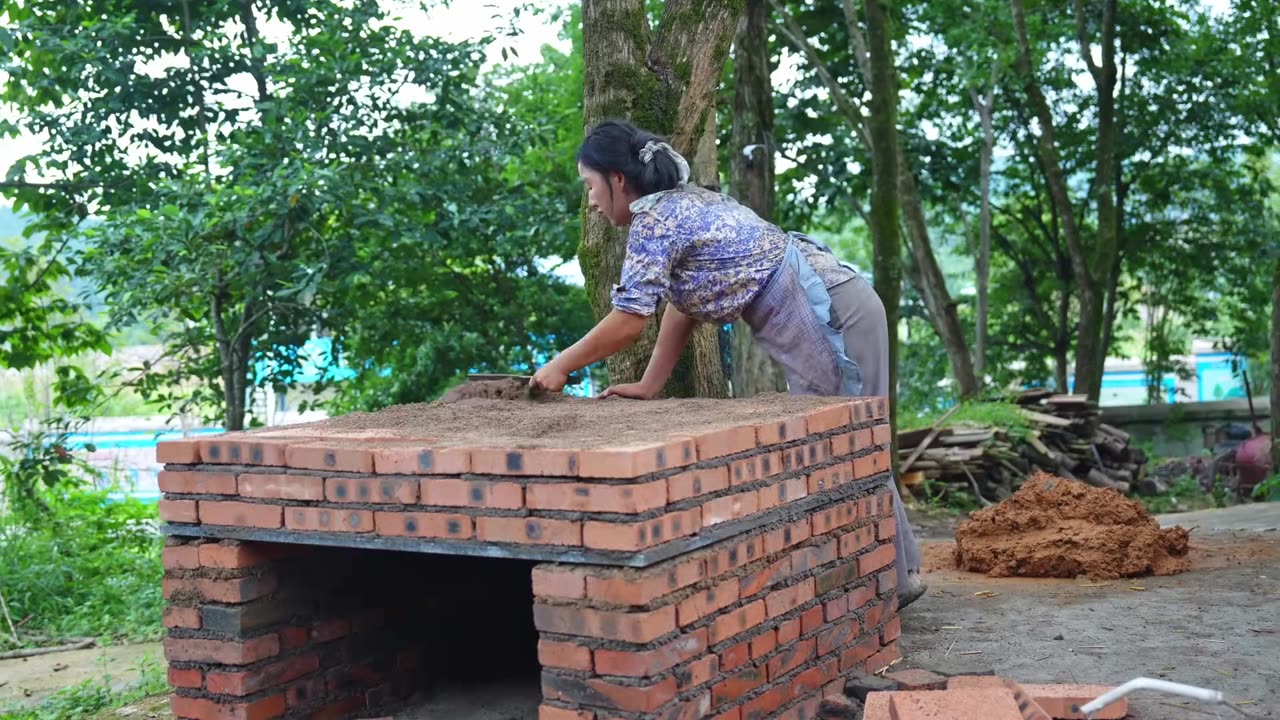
[
  {"left": 863, "top": 0, "right": 902, "bottom": 452},
  {"left": 971, "top": 75, "right": 996, "bottom": 384},
  {"left": 579, "top": 0, "right": 742, "bottom": 397},
  {"left": 729, "top": 0, "right": 788, "bottom": 397},
  {"left": 1011, "top": 0, "right": 1102, "bottom": 398},
  {"left": 897, "top": 155, "right": 979, "bottom": 398},
  {"left": 1272, "top": 255, "right": 1280, "bottom": 473},
  {"left": 1076, "top": 0, "right": 1119, "bottom": 400}
]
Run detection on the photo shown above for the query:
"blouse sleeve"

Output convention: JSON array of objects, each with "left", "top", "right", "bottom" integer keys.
[{"left": 611, "top": 212, "right": 675, "bottom": 317}]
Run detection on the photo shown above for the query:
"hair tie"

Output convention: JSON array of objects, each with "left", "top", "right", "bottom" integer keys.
[{"left": 638, "top": 140, "right": 691, "bottom": 185}]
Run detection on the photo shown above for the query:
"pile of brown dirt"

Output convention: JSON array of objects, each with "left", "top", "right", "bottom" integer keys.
[
  {"left": 953, "top": 472, "right": 1190, "bottom": 579},
  {"left": 437, "top": 378, "right": 546, "bottom": 404}
]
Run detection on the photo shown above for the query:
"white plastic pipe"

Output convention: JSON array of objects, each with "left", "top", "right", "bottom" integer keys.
[{"left": 1077, "top": 677, "right": 1226, "bottom": 717}]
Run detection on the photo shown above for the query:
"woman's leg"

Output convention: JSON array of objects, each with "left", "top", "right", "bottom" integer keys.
[{"left": 826, "top": 276, "right": 925, "bottom": 603}]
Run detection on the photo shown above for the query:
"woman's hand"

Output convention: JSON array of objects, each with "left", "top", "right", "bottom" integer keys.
[
  {"left": 597, "top": 382, "right": 658, "bottom": 400},
  {"left": 530, "top": 363, "right": 569, "bottom": 393}
]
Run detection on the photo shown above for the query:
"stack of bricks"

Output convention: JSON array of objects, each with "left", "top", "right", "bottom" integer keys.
[{"left": 157, "top": 396, "right": 901, "bottom": 719}]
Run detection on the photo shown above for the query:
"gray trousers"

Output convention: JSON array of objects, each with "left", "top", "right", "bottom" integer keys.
[{"left": 827, "top": 275, "right": 923, "bottom": 579}]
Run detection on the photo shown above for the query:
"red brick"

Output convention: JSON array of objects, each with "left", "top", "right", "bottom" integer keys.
[
  {"left": 198, "top": 542, "right": 279, "bottom": 569},
  {"left": 170, "top": 694, "right": 286, "bottom": 720},
  {"left": 374, "top": 511, "right": 473, "bottom": 539},
  {"left": 157, "top": 439, "right": 200, "bottom": 464},
  {"left": 701, "top": 490, "right": 759, "bottom": 526},
  {"left": 478, "top": 516, "right": 581, "bottom": 546},
  {"left": 165, "top": 575, "right": 278, "bottom": 603},
  {"left": 470, "top": 446, "right": 578, "bottom": 476},
  {"left": 1020, "top": 684, "right": 1126, "bottom": 719},
  {"left": 534, "top": 603, "right": 676, "bottom": 643},
  {"left": 790, "top": 658, "right": 840, "bottom": 699},
  {"left": 740, "top": 557, "right": 792, "bottom": 598},
  {"left": 164, "top": 635, "right": 279, "bottom": 665},
  {"left": 766, "top": 578, "right": 815, "bottom": 618},
  {"left": 159, "top": 499, "right": 198, "bottom": 523},
  {"left": 578, "top": 438, "right": 696, "bottom": 478},
  {"left": 163, "top": 545, "right": 200, "bottom": 570},
  {"left": 782, "top": 438, "right": 831, "bottom": 471},
  {"left": 532, "top": 566, "right": 587, "bottom": 599},
  {"left": 539, "top": 707, "right": 595, "bottom": 720},
  {"left": 586, "top": 556, "right": 704, "bottom": 606},
  {"left": 309, "top": 618, "right": 348, "bottom": 643},
  {"left": 878, "top": 517, "right": 897, "bottom": 541},
  {"left": 199, "top": 501, "right": 282, "bottom": 529},
  {"left": 594, "top": 629, "right": 706, "bottom": 677},
  {"left": 278, "top": 626, "right": 309, "bottom": 651},
  {"left": 776, "top": 617, "right": 801, "bottom": 644},
  {"left": 695, "top": 426, "right": 757, "bottom": 460},
  {"left": 808, "top": 403, "right": 852, "bottom": 433},
  {"left": 750, "top": 628, "right": 778, "bottom": 659},
  {"left": 709, "top": 600, "right": 766, "bottom": 644},
  {"left": 792, "top": 539, "right": 839, "bottom": 574},
  {"left": 420, "top": 478, "right": 523, "bottom": 509},
  {"left": 828, "top": 432, "right": 856, "bottom": 457},
  {"left": 727, "top": 451, "right": 784, "bottom": 487},
  {"left": 839, "top": 525, "right": 876, "bottom": 558},
  {"left": 236, "top": 472, "right": 321, "bottom": 501},
  {"left": 322, "top": 476, "right": 417, "bottom": 504},
  {"left": 871, "top": 398, "right": 888, "bottom": 420},
  {"left": 854, "top": 428, "right": 874, "bottom": 453},
  {"left": 542, "top": 674, "right": 677, "bottom": 713},
  {"left": 839, "top": 635, "right": 881, "bottom": 672},
  {"left": 679, "top": 654, "right": 719, "bottom": 690},
  {"left": 801, "top": 605, "right": 825, "bottom": 633},
  {"left": 755, "top": 416, "right": 807, "bottom": 446},
  {"left": 159, "top": 471, "right": 237, "bottom": 495},
  {"left": 677, "top": 578, "right": 740, "bottom": 626},
  {"left": 719, "top": 640, "right": 750, "bottom": 671},
  {"left": 308, "top": 694, "right": 365, "bottom": 720},
  {"left": 668, "top": 466, "right": 730, "bottom": 501},
  {"left": 709, "top": 709, "right": 742, "bottom": 720},
  {"left": 817, "top": 618, "right": 861, "bottom": 656},
  {"left": 872, "top": 422, "right": 892, "bottom": 446},
  {"left": 863, "top": 641, "right": 902, "bottom": 673},
  {"left": 764, "top": 519, "right": 812, "bottom": 555},
  {"left": 199, "top": 436, "right": 293, "bottom": 466},
  {"left": 811, "top": 499, "right": 859, "bottom": 535},
  {"left": 711, "top": 665, "right": 766, "bottom": 707},
  {"left": 285, "top": 443, "right": 373, "bottom": 473},
  {"left": 205, "top": 653, "right": 320, "bottom": 696},
  {"left": 285, "top": 507, "right": 373, "bottom": 533},
  {"left": 527, "top": 479, "right": 667, "bottom": 513},
  {"left": 854, "top": 449, "right": 890, "bottom": 480},
  {"left": 706, "top": 536, "right": 765, "bottom": 577},
  {"left": 168, "top": 666, "right": 202, "bottom": 689},
  {"left": 372, "top": 444, "right": 471, "bottom": 475},
  {"left": 758, "top": 476, "right": 808, "bottom": 511},
  {"left": 164, "top": 606, "right": 201, "bottom": 629},
  {"left": 885, "top": 668, "right": 946, "bottom": 691},
  {"left": 583, "top": 508, "right": 699, "bottom": 551},
  {"left": 854, "top": 581, "right": 881, "bottom": 609},
  {"left": 858, "top": 543, "right": 896, "bottom": 576},
  {"left": 814, "top": 559, "right": 860, "bottom": 595},
  {"left": 824, "top": 594, "right": 849, "bottom": 622},
  {"left": 878, "top": 568, "right": 898, "bottom": 594},
  {"left": 539, "top": 638, "right": 593, "bottom": 671},
  {"left": 882, "top": 615, "right": 901, "bottom": 643}
]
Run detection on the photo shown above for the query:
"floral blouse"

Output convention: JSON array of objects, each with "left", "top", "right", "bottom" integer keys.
[{"left": 612, "top": 186, "right": 854, "bottom": 323}]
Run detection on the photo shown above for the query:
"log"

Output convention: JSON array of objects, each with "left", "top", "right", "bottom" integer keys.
[
  {"left": 1019, "top": 409, "right": 1074, "bottom": 427},
  {"left": 0, "top": 638, "right": 94, "bottom": 660},
  {"left": 1085, "top": 469, "right": 1118, "bottom": 489}
]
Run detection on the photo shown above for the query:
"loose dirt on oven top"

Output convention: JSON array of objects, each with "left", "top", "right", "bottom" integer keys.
[{"left": 256, "top": 392, "right": 854, "bottom": 449}]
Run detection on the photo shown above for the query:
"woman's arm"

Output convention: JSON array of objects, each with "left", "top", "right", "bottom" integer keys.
[
  {"left": 599, "top": 304, "right": 697, "bottom": 399},
  {"left": 530, "top": 309, "right": 648, "bottom": 391}
]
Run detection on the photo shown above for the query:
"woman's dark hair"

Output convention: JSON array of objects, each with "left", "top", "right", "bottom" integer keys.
[{"left": 577, "top": 119, "right": 684, "bottom": 198}]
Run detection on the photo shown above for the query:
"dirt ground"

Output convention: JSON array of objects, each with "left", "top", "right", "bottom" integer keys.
[
  {"left": 905, "top": 502, "right": 1280, "bottom": 720},
  {"left": 8, "top": 504, "right": 1277, "bottom": 720},
  {"left": 0, "top": 641, "right": 161, "bottom": 706}
]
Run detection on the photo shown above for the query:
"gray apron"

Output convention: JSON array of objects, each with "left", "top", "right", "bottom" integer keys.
[{"left": 740, "top": 242, "right": 862, "bottom": 396}]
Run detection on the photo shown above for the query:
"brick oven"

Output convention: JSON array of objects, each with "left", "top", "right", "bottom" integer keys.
[{"left": 156, "top": 395, "right": 902, "bottom": 720}]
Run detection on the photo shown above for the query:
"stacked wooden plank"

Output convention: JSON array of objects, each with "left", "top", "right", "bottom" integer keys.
[{"left": 898, "top": 391, "right": 1149, "bottom": 504}]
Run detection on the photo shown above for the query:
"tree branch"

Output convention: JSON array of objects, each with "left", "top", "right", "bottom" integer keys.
[
  {"left": 1072, "top": 0, "right": 1102, "bottom": 82},
  {"left": 768, "top": 0, "right": 871, "bottom": 148},
  {"left": 840, "top": 0, "right": 872, "bottom": 84}
]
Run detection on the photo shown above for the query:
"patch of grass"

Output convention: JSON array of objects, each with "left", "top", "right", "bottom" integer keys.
[
  {"left": 2, "top": 654, "right": 168, "bottom": 720},
  {"left": 1138, "top": 474, "right": 1225, "bottom": 515},
  {"left": 899, "top": 401, "right": 1037, "bottom": 440},
  {"left": 0, "top": 489, "right": 163, "bottom": 645},
  {"left": 912, "top": 476, "right": 983, "bottom": 515}
]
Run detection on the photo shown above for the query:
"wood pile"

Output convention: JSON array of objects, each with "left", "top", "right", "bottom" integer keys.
[{"left": 898, "top": 390, "right": 1149, "bottom": 504}]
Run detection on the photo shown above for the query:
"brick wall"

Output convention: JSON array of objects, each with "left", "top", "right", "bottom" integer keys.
[
  {"left": 157, "top": 397, "right": 900, "bottom": 719},
  {"left": 532, "top": 484, "right": 900, "bottom": 720}
]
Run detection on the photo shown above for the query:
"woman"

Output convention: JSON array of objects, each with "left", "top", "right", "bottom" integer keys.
[{"left": 530, "top": 120, "right": 926, "bottom": 608}]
